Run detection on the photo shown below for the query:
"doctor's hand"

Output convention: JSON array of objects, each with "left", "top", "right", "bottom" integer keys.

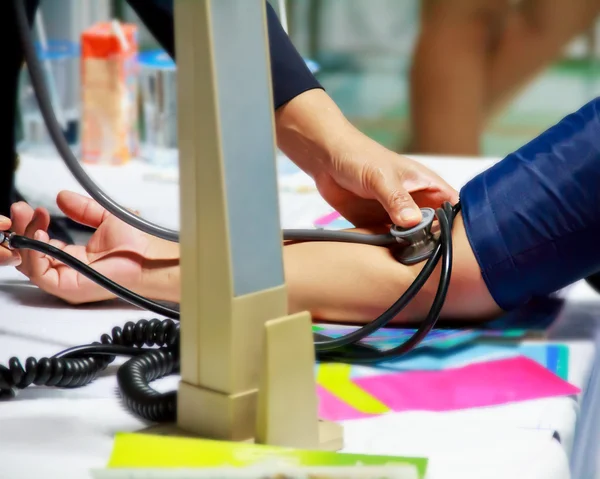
[
  {"left": 0, "top": 214, "right": 17, "bottom": 266},
  {"left": 313, "top": 144, "right": 459, "bottom": 228},
  {"left": 9, "top": 192, "right": 178, "bottom": 305},
  {"left": 276, "top": 89, "right": 459, "bottom": 228}
]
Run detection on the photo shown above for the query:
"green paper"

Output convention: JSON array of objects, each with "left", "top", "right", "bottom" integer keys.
[{"left": 107, "top": 433, "right": 428, "bottom": 479}]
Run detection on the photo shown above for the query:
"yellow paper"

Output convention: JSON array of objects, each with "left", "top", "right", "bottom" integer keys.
[
  {"left": 107, "top": 433, "right": 428, "bottom": 479},
  {"left": 317, "top": 363, "right": 390, "bottom": 415}
]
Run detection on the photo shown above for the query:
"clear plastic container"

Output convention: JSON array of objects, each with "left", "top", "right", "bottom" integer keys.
[
  {"left": 18, "top": 40, "right": 80, "bottom": 154},
  {"left": 304, "top": 58, "right": 320, "bottom": 74},
  {"left": 138, "top": 50, "right": 178, "bottom": 168}
]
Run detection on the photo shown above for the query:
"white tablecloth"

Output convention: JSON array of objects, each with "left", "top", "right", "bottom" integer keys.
[{"left": 3, "top": 153, "right": 598, "bottom": 479}]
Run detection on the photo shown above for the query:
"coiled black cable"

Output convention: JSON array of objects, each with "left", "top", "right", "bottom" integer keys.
[
  {"left": 0, "top": 317, "right": 178, "bottom": 400},
  {"left": 117, "top": 349, "right": 179, "bottom": 422}
]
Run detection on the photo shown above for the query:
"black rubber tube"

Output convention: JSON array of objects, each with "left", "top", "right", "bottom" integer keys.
[{"left": 283, "top": 230, "right": 397, "bottom": 246}]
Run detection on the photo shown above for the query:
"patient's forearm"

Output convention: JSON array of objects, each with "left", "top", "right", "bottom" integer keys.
[
  {"left": 142, "top": 213, "right": 500, "bottom": 324},
  {"left": 284, "top": 214, "right": 500, "bottom": 324}
]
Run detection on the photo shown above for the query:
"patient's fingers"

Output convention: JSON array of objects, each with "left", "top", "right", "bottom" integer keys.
[
  {"left": 23, "top": 207, "right": 51, "bottom": 238},
  {"left": 44, "top": 238, "right": 69, "bottom": 268},
  {"left": 28, "top": 230, "right": 53, "bottom": 281},
  {"left": 18, "top": 208, "right": 51, "bottom": 277}
]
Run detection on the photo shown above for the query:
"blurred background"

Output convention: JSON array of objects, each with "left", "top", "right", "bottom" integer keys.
[
  {"left": 281, "top": 0, "right": 600, "bottom": 157},
  {"left": 16, "top": 0, "right": 600, "bottom": 161}
]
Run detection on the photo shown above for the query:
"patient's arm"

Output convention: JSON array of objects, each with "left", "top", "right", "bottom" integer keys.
[
  {"left": 283, "top": 213, "right": 501, "bottom": 325},
  {"left": 8, "top": 191, "right": 500, "bottom": 324}
]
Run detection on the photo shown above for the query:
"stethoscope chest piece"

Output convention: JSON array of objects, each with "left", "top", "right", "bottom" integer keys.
[
  {"left": 390, "top": 208, "right": 437, "bottom": 265},
  {"left": 0, "top": 231, "right": 14, "bottom": 250}
]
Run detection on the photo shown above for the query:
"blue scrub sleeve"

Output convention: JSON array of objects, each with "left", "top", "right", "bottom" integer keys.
[
  {"left": 460, "top": 97, "right": 600, "bottom": 311},
  {"left": 126, "top": 0, "right": 323, "bottom": 109}
]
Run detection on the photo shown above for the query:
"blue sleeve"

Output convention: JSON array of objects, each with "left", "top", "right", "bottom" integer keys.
[
  {"left": 126, "top": 0, "right": 322, "bottom": 108},
  {"left": 460, "top": 97, "right": 600, "bottom": 310}
]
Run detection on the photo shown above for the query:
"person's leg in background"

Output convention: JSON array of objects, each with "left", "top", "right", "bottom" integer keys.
[
  {"left": 408, "top": 0, "right": 600, "bottom": 156},
  {"left": 484, "top": 0, "right": 600, "bottom": 123},
  {"left": 408, "top": 0, "right": 508, "bottom": 156}
]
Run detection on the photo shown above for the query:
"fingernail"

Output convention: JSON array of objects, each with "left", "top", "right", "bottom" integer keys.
[
  {"left": 34, "top": 230, "right": 43, "bottom": 240},
  {"left": 400, "top": 208, "right": 420, "bottom": 222}
]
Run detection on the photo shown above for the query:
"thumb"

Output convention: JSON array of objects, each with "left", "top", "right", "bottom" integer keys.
[
  {"left": 369, "top": 174, "right": 422, "bottom": 227},
  {"left": 0, "top": 215, "right": 11, "bottom": 231}
]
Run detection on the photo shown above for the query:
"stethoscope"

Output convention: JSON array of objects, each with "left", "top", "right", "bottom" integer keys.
[{"left": 0, "top": 0, "right": 458, "bottom": 422}]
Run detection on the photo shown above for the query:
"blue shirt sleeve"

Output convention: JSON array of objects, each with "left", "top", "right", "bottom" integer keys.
[
  {"left": 460, "top": 97, "right": 600, "bottom": 310},
  {"left": 126, "top": 0, "right": 323, "bottom": 109}
]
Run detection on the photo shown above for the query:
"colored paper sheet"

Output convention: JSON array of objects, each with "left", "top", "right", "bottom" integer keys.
[
  {"left": 353, "top": 356, "right": 580, "bottom": 413},
  {"left": 317, "top": 363, "right": 390, "bottom": 415},
  {"left": 312, "top": 299, "right": 562, "bottom": 354},
  {"left": 340, "top": 343, "right": 569, "bottom": 380},
  {"left": 317, "top": 385, "right": 375, "bottom": 421},
  {"left": 345, "top": 343, "right": 519, "bottom": 376},
  {"left": 519, "top": 344, "right": 569, "bottom": 380},
  {"left": 313, "top": 324, "right": 481, "bottom": 352},
  {"left": 314, "top": 211, "right": 354, "bottom": 230},
  {"left": 328, "top": 217, "right": 355, "bottom": 229},
  {"left": 314, "top": 211, "right": 341, "bottom": 226},
  {"left": 107, "top": 433, "right": 428, "bottom": 479}
]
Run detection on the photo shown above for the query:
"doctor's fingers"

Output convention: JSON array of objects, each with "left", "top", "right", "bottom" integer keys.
[{"left": 0, "top": 213, "right": 18, "bottom": 266}]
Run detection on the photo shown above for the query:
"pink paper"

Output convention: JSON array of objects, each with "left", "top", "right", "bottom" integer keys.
[
  {"left": 314, "top": 211, "right": 340, "bottom": 226},
  {"left": 353, "top": 356, "right": 580, "bottom": 413},
  {"left": 317, "top": 386, "right": 374, "bottom": 421}
]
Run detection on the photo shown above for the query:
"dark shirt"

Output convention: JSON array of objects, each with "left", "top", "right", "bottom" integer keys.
[{"left": 125, "top": 0, "right": 322, "bottom": 108}]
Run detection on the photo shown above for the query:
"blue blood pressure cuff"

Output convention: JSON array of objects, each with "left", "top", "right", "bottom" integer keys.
[{"left": 460, "top": 97, "right": 600, "bottom": 311}]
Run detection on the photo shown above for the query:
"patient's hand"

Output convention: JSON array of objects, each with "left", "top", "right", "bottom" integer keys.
[{"left": 11, "top": 191, "right": 178, "bottom": 305}]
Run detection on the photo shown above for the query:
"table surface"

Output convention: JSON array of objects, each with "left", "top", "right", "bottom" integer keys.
[{"left": 4, "top": 152, "right": 599, "bottom": 479}]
